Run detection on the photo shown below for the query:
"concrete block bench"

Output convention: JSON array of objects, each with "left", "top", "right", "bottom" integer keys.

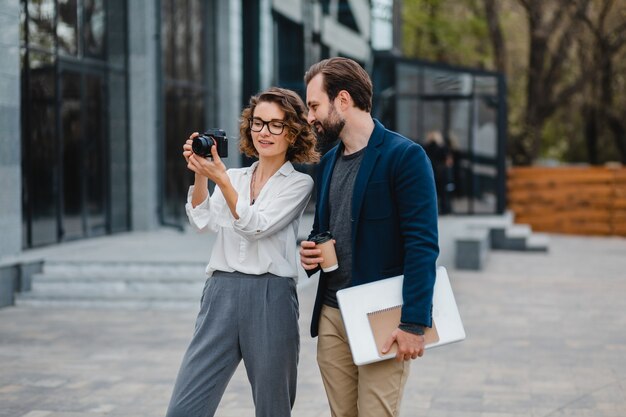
[{"left": 454, "top": 228, "right": 490, "bottom": 270}]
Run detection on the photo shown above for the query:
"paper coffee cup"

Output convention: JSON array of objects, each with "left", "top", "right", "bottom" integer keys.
[{"left": 310, "top": 231, "right": 338, "bottom": 272}]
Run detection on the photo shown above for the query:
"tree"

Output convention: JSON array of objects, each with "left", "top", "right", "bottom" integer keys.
[
  {"left": 510, "top": 0, "right": 592, "bottom": 165},
  {"left": 401, "top": 0, "right": 626, "bottom": 165},
  {"left": 577, "top": 0, "right": 626, "bottom": 164}
]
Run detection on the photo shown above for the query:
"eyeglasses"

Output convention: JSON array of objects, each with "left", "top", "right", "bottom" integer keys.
[{"left": 249, "top": 118, "right": 288, "bottom": 135}]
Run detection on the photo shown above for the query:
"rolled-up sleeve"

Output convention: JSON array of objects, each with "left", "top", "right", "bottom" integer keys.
[
  {"left": 233, "top": 175, "right": 313, "bottom": 241},
  {"left": 185, "top": 186, "right": 219, "bottom": 232}
]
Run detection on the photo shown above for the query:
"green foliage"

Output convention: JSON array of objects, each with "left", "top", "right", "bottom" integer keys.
[
  {"left": 402, "top": 0, "right": 492, "bottom": 68},
  {"left": 401, "top": 0, "right": 626, "bottom": 165}
]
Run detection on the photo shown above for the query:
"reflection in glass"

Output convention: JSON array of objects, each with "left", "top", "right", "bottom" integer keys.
[
  {"left": 21, "top": 0, "right": 129, "bottom": 247},
  {"left": 174, "top": 4, "right": 189, "bottom": 79},
  {"left": 395, "top": 98, "right": 420, "bottom": 141},
  {"left": 61, "top": 71, "right": 83, "bottom": 240},
  {"left": 276, "top": 14, "right": 305, "bottom": 95},
  {"left": 84, "top": 0, "right": 106, "bottom": 58},
  {"left": 422, "top": 101, "right": 445, "bottom": 138},
  {"left": 423, "top": 68, "right": 472, "bottom": 95},
  {"left": 161, "top": 0, "right": 207, "bottom": 225},
  {"left": 474, "top": 76, "right": 497, "bottom": 95},
  {"left": 189, "top": 0, "right": 203, "bottom": 82},
  {"left": 57, "top": 0, "right": 78, "bottom": 55},
  {"left": 161, "top": 0, "right": 173, "bottom": 78},
  {"left": 27, "top": 0, "right": 56, "bottom": 51},
  {"left": 25, "top": 52, "right": 57, "bottom": 247},
  {"left": 84, "top": 75, "right": 107, "bottom": 235},
  {"left": 397, "top": 64, "right": 420, "bottom": 95}
]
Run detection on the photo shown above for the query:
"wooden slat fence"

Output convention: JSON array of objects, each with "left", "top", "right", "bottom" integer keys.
[{"left": 507, "top": 167, "right": 626, "bottom": 236}]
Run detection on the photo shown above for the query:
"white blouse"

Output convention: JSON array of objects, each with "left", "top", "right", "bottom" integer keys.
[{"left": 186, "top": 161, "right": 314, "bottom": 279}]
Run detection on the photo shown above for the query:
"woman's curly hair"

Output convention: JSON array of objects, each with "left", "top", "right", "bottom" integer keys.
[{"left": 239, "top": 87, "right": 320, "bottom": 164}]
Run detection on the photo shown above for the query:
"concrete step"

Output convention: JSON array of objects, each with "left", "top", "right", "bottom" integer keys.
[
  {"left": 526, "top": 233, "right": 550, "bottom": 252},
  {"left": 15, "top": 293, "right": 200, "bottom": 309},
  {"left": 42, "top": 261, "right": 207, "bottom": 278},
  {"left": 16, "top": 260, "right": 208, "bottom": 309},
  {"left": 30, "top": 274, "right": 206, "bottom": 296}
]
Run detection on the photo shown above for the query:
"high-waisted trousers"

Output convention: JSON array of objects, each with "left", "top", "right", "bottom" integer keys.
[{"left": 165, "top": 271, "right": 300, "bottom": 417}]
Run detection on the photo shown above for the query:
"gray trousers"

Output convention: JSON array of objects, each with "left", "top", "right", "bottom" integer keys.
[{"left": 165, "top": 271, "right": 300, "bottom": 417}]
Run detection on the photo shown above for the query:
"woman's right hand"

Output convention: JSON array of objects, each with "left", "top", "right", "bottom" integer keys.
[{"left": 183, "top": 132, "right": 199, "bottom": 164}]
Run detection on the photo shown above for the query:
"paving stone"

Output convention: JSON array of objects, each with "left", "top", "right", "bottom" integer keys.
[{"left": 0, "top": 233, "right": 625, "bottom": 416}]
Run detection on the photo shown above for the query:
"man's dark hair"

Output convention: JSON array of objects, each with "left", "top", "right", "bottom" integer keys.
[{"left": 304, "top": 57, "right": 372, "bottom": 112}]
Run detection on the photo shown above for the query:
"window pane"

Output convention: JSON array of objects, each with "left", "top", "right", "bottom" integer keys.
[
  {"left": 84, "top": 75, "right": 107, "bottom": 235},
  {"left": 27, "top": 0, "right": 56, "bottom": 51},
  {"left": 25, "top": 52, "right": 58, "bottom": 247},
  {"left": 189, "top": 0, "right": 203, "bottom": 82},
  {"left": 174, "top": 4, "right": 189, "bottom": 79},
  {"left": 163, "top": 87, "right": 186, "bottom": 221},
  {"left": 395, "top": 98, "right": 420, "bottom": 142},
  {"left": 58, "top": 0, "right": 78, "bottom": 55},
  {"left": 276, "top": 14, "right": 304, "bottom": 96},
  {"left": 108, "top": 72, "right": 129, "bottom": 233},
  {"left": 161, "top": 0, "right": 174, "bottom": 78},
  {"left": 474, "top": 76, "right": 497, "bottom": 95},
  {"left": 84, "top": 0, "right": 106, "bottom": 58},
  {"left": 60, "top": 71, "right": 83, "bottom": 240},
  {"left": 423, "top": 68, "right": 472, "bottom": 96}
]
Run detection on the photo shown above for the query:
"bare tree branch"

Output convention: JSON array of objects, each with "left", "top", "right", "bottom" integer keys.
[
  {"left": 609, "top": 21, "right": 626, "bottom": 52},
  {"left": 516, "top": 0, "right": 531, "bottom": 12},
  {"left": 482, "top": 0, "right": 507, "bottom": 73}
]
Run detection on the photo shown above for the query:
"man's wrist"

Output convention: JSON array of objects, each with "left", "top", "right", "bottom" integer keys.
[{"left": 398, "top": 322, "right": 426, "bottom": 335}]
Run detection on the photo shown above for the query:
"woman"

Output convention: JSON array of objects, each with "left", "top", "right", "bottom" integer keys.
[{"left": 166, "top": 87, "right": 319, "bottom": 417}]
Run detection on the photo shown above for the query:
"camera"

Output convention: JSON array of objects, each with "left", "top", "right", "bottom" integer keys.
[{"left": 192, "top": 129, "right": 228, "bottom": 158}]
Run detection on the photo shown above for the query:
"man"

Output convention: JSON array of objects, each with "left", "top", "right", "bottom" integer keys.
[{"left": 300, "top": 57, "right": 439, "bottom": 417}]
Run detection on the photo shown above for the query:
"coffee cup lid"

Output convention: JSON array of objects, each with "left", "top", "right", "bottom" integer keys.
[{"left": 310, "top": 231, "right": 333, "bottom": 244}]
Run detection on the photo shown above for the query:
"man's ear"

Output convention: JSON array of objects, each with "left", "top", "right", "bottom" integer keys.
[{"left": 336, "top": 90, "right": 352, "bottom": 110}]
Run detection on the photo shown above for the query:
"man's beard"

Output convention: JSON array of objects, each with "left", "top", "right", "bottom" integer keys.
[{"left": 314, "top": 105, "right": 345, "bottom": 144}]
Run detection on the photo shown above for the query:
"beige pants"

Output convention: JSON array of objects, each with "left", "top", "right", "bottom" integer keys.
[{"left": 317, "top": 305, "right": 410, "bottom": 417}]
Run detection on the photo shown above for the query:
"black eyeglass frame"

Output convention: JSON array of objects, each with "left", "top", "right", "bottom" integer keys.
[{"left": 248, "top": 117, "right": 289, "bottom": 135}]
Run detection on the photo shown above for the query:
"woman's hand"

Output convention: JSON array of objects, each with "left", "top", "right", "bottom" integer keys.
[
  {"left": 186, "top": 139, "right": 228, "bottom": 186},
  {"left": 182, "top": 132, "right": 197, "bottom": 164}
]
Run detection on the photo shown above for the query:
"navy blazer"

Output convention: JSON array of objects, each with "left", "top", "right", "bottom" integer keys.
[{"left": 308, "top": 120, "right": 439, "bottom": 337}]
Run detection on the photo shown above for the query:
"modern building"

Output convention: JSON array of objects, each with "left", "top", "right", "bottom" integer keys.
[
  {"left": 1, "top": 0, "right": 390, "bottom": 261},
  {"left": 1, "top": 0, "right": 507, "bottom": 266}
]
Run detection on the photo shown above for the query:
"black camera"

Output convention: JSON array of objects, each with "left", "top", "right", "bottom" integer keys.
[{"left": 192, "top": 129, "right": 228, "bottom": 158}]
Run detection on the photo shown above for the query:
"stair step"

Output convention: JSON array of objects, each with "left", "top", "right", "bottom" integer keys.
[
  {"left": 42, "top": 261, "right": 207, "bottom": 278},
  {"left": 505, "top": 224, "right": 532, "bottom": 238},
  {"left": 526, "top": 233, "right": 550, "bottom": 251},
  {"left": 30, "top": 280, "right": 204, "bottom": 296},
  {"left": 15, "top": 293, "right": 200, "bottom": 310}
]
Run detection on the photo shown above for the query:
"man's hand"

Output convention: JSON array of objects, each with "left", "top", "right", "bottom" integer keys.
[
  {"left": 381, "top": 328, "right": 425, "bottom": 362},
  {"left": 299, "top": 241, "right": 323, "bottom": 271}
]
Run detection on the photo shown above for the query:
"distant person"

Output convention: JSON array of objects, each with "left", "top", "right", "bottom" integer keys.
[
  {"left": 299, "top": 57, "right": 439, "bottom": 417},
  {"left": 424, "top": 130, "right": 454, "bottom": 214},
  {"left": 166, "top": 87, "right": 319, "bottom": 417}
]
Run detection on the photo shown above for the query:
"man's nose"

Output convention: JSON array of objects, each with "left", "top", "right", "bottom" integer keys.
[{"left": 307, "top": 111, "right": 315, "bottom": 125}]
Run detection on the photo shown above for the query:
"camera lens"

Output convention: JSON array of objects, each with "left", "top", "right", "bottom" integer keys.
[{"left": 192, "top": 135, "right": 215, "bottom": 157}]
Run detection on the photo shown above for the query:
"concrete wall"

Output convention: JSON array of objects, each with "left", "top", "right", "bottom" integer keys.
[
  {"left": 128, "top": 0, "right": 160, "bottom": 230},
  {"left": 0, "top": 1, "right": 23, "bottom": 260}
]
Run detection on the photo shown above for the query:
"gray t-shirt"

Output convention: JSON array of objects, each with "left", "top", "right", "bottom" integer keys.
[{"left": 323, "top": 148, "right": 365, "bottom": 307}]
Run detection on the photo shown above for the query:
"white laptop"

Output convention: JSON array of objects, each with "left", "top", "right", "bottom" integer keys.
[{"left": 336, "top": 266, "right": 466, "bottom": 366}]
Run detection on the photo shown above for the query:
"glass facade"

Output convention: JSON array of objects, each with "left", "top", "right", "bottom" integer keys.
[
  {"left": 373, "top": 57, "right": 507, "bottom": 215},
  {"left": 159, "top": 0, "right": 212, "bottom": 227},
  {"left": 20, "top": 0, "right": 129, "bottom": 248}
]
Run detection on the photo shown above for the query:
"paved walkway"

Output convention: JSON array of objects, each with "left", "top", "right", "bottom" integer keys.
[{"left": 1, "top": 228, "right": 626, "bottom": 416}]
